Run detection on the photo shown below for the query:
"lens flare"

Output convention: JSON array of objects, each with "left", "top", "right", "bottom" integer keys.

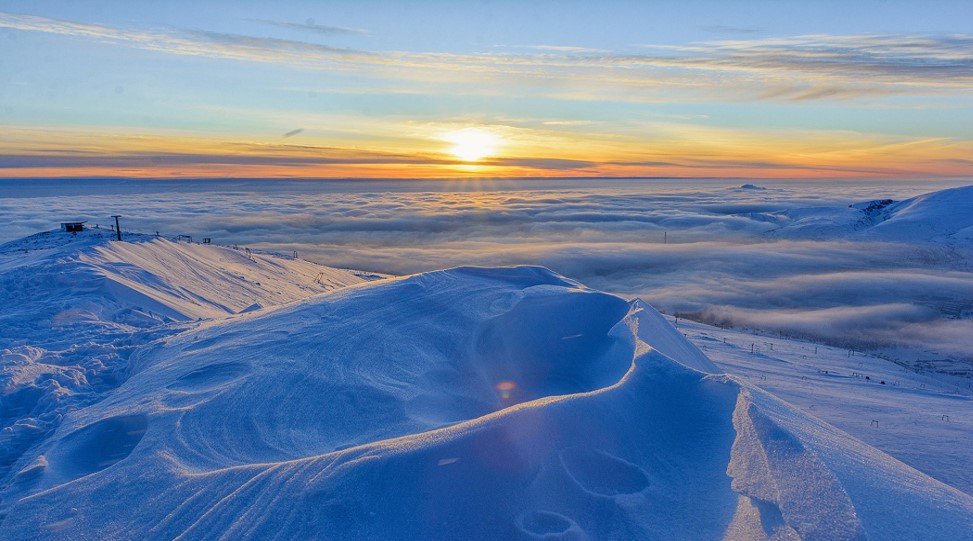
[{"left": 496, "top": 380, "right": 517, "bottom": 400}]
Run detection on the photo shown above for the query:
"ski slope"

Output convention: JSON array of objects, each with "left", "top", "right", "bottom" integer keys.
[{"left": 1, "top": 230, "right": 971, "bottom": 539}]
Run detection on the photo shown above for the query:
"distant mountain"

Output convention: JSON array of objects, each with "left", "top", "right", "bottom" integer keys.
[
  {"left": 750, "top": 185, "right": 973, "bottom": 243},
  {"left": 867, "top": 185, "right": 973, "bottom": 242},
  {"left": 2, "top": 231, "right": 970, "bottom": 539}
]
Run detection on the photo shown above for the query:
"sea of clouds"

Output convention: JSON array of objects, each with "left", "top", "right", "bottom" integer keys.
[{"left": 2, "top": 177, "right": 971, "bottom": 363}]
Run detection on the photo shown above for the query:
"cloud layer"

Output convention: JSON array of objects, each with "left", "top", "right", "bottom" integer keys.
[{"left": 3, "top": 178, "right": 971, "bottom": 364}]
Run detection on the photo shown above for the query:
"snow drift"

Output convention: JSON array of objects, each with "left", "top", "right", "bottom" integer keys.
[{"left": 1, "top": 236, "right": 971, "bottom": 539}]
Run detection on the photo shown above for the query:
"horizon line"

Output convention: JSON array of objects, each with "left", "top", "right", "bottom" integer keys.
[{"left": 2, "top": 175, "right": 970, "bottom": 183}]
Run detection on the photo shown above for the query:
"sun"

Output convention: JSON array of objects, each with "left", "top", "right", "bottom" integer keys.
[{"left": 443, "top": 128, "right": 501, "bottom": 162}]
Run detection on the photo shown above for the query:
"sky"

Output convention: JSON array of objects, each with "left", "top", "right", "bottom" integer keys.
[{"left": 1, "top": 0, "right": 972, "bottom": 179}]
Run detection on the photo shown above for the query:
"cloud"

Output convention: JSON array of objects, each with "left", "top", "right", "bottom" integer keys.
[
  {"left": 488, "top": 157, "right": 596, "bottom": 170},
  {"left": 0, "top": 149, "right": 598, "bottom": 172},
  {"left": 527, "top": 45, "right": 610, "bottom": 54},
  {"left": 7, "top": 113, "right": 969, "bottom": 181},
  {"left": 2, "top": 179, "right": 971, "bottom": 367},
  {"left": 654, "top": 34, "right": 973, "bottom": 75},
  {"left": 608, "top": 158, "right": 906, "bottom": 176},
  {"left": 2, "top": 11, "right": 970, "bottom": 102},
  {"left": 0, "top": 150, "right": 443, "bottom": 168},
  {"left": 248, "top": 18, "right": 366, "bottom": 36},
  {"left": 179, "top": 29, "right": 372, "bottom": 57},
  {"left": 0, "top": 11, "right": 376, "bottom": 65}
]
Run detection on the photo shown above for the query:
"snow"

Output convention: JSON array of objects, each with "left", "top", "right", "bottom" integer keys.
[
  {"left": 1, "top": 231, "right": 971, "bottom": 539},
  {"left": 764, "top": 184, "right": 973, "bottom": 244},
  {"left": 676, "top": 316, "right": 973, "bottom": 496},
  {"left": 0, "top": 229, "right": 364, "bottom": 514},
  {"left": 868, "top": 185, "right": 973, "bottom": 242}
]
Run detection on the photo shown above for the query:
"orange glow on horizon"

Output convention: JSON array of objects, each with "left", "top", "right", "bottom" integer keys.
[{"left": 1, "top": 124, "right": 970, "bottom": 180}]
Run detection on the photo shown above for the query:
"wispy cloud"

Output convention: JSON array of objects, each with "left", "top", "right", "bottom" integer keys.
[
  {"left": 487, "top": 157, "right": 595, "bottom": 170},
  {"left": 0, "top": 11, "right": 376, "bottom": 64},
  {"left": 248, "top": 18, "right": 366, "bottom": 36},
  {"left": 611, "top": 160, "right": 906, "bottom": 176},
  {"left": 654, "top": 34, "right": 973, "bottom": 80},
  {"left": 527, "top": 45, "right": 610, "bottom": 54},
  {"left": 2, "top": 11, "right": 970, "bottom": 102},
  {"left": 177, "top": 28, "right": 374, "bottom": 59},
  {"left": 0, "top": 150, "right": 436, "bottom": 168},
  {"left": 0, "top": 146, "right": 596, "bottom": 173}
]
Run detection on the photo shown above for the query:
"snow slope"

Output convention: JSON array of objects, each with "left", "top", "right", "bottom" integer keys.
[
  {"left": 676, "top": 316, "right": 973, "bottom": 497},
  {"left": 868, "top": 185, "right": 973, "bottom": 243},
  {"left": 1, "top": 258, "right": 970, "bottom": 539},
  {"left": 757, "top": 185, "right": 973, "bottom": 244},
  {"left": 0, "top": 229, "right": 365, "bottom": 327},
  {"left": 0, "top": 229, "right": 365, "bottom": 510}
]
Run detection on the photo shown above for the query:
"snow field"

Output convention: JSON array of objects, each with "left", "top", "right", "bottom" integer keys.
[
  {"left": 1, "top": 214, "right": 972, "bottom": 540},
  {"left": 2, "top": 258, "right": 971, "bottom": 539}
]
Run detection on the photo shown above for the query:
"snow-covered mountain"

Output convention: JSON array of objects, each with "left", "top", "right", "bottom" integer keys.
[
  {"left": 753, "top": 184, "right": 973, "bottom": 244},
  {"left": 1, "top": 229, "right": 971, "bottom": 539}
]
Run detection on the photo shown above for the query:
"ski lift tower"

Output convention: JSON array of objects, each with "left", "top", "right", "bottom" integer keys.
[{"left": 111, "top": 215, "right": 122, "bottom": 241}]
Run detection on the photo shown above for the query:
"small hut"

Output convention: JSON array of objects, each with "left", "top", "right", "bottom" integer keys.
[{"left": 60, "top": 221, "right": 86, "bottom": 233}]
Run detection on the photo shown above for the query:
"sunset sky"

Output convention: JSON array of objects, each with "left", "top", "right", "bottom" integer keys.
[{"left": 1, "top": 0, "right": 971, "bottom": 179}]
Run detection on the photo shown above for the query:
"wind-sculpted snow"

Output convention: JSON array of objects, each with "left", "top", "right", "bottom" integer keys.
[
  {"left": 2, "top": 264, "right": 970, "bottom": 540},
  {"left": 0, "top": 230, "right": 364, "bottom": 516}
]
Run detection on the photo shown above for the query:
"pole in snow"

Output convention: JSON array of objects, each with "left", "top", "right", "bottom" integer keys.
[{"left": 111, "top": 215, "right": 122, "bottom": 241}]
